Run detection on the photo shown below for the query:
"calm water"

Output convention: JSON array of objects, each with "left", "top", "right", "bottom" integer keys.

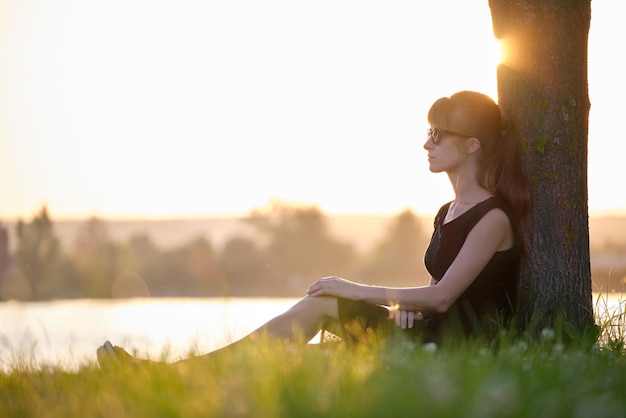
[
  {"left": 1, "top": 294, "right": 624, "bottom": 371},
  {"left": 0, "top": 297, "right": 300, "bottom": 371}
]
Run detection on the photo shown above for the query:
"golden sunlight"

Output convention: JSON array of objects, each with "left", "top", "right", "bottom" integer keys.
[
  {"left": 484, "top": 33, "right": 505, "bottom": 72},
  {"left": 0, "top": 1, "right": 622, "bottom": 218}
]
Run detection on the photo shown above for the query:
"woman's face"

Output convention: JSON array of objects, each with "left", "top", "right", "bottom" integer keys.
[{"left": 423, "top": 125, "right": 472, "bottom": 173}]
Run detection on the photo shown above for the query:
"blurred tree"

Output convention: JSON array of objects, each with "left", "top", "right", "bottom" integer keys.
[
  {"left": 126, "top": 234, "right": 165, "bottom": 294},
  {"left": 184, "top": 236, "right": 225, "bottom": 295},
  {"left": 247, "top": 203, "right": 356, "bottom": 294},
  {"left": 0, "top": 222, "right": 12, "bottom": 299},
  {"left": 490, "top": 0, "right": 594, "bottom": 336},
  {"left": 15, "top": 207, "right": 64, "bottom": 299},
  {"left": 357, "top": 209, "right": 429, "bottom": 288},
  {"left": 0, "top": 222, "right": 8, "bottom": 280},
  {"left": 139, "top": 246, "right": 192, "bottom": 296},
  {"left": 72, "top": 217, "right": 131, "bottom": 298},
  {"left": 220, "top": 236, "right": 269, "bottom": 295},
  {"left": 129, "top": 235, "right": 225, "bottom": 297}
]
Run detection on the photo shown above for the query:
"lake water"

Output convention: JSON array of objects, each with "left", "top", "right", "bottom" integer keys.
[
  {"left": 1, "top": 294, "right": 624, "bottom": 371},
  {"left": 0, "top": 297, "right": 300, "bottom": 371}
]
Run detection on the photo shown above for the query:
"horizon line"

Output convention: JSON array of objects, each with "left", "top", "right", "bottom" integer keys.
[{"left": 2, "top": 209, "right": 626, "bottom": 222}]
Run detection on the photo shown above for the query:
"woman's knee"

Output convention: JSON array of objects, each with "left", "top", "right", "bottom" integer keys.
[{"left": 292, "top": 295, "right": 339, "bottom": 319}]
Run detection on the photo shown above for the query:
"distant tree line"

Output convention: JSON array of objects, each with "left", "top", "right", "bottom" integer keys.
[{"left": 0, "top": 204, "right": 432, "bottom": 300}]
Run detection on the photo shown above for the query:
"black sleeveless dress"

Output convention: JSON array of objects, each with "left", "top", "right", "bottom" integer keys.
[{"left": 335, "top": 196, "right": 521, "bottom": 344}]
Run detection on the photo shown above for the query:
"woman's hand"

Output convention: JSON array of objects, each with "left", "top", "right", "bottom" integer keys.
[
  {"left": 389, "top": 308, "right": 423, "bottom": 329},
  {"left": 306, "top": 276, "right": 361, "bottom": 300}
]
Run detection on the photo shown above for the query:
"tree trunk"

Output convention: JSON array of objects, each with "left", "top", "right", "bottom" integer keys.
[{"left": 489, "top": 0, "right": 594, "bottom": 336}]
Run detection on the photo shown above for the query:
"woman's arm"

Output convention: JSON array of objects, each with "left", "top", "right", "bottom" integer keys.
[{"left": 307, "top": 208, "right": 513, "bottom": 313}]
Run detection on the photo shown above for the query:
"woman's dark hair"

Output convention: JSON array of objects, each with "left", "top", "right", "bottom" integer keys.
[{"left": 428, "top": 91, "right": 530, "bottom": 222}]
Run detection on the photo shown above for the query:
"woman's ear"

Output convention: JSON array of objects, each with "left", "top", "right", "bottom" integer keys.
[{"left": 466, "top": 137, "right": 481, "bottom": 154}]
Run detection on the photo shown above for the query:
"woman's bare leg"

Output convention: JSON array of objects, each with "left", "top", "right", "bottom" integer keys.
[
  {"left": 173, "top": 295, "right": 340, "bottom": 364},
  {"left": 250, "top": 295, "right": 339, "bottom": 341},
  {"left": 99, "top": 296, "right": 341, "bottom": 367}
]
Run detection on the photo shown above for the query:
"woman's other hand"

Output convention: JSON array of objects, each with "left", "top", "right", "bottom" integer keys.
[
  {"left": 306, "top": 276, "right": 360, "bottom": 299},
  {"left": 389, "top": 308, "right": 423, "bottom": 329}
]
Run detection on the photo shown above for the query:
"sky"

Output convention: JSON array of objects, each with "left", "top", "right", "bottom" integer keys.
[{"left": 0, "top": 0, "right": 623, "bottom": 220}]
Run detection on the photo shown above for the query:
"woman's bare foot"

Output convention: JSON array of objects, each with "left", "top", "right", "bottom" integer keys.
[{"left": 97, "top": 341, "right": 154, "bottom": 368}]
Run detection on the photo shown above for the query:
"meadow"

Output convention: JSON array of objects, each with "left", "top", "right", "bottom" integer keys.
[{"left": 1, "top": 295, "right": 625, "bottom": 418}]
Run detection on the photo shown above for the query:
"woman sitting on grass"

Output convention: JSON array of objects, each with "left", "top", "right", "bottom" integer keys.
[{"left": 97, "top": 90, "right": 529, "bottom": 367}]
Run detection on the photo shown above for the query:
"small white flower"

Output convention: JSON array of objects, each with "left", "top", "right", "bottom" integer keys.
[
  {"left": 516, "top": 341, "right": 528, "bottom": 352},
  {"left": 541, "top": 328, "right": 555, "bottom": 341},
  {"left": 422, "top": 342, "right": 437, "bottom": 352}
]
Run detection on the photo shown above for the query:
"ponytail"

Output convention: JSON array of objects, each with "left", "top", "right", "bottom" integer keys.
[{"left": 480, "top": 119, "right": 530, "bottom": 223}]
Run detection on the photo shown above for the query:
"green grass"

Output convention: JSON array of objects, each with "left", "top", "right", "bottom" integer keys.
[{"left": 1, "top": 300, "right": 625, "bottom": 418}]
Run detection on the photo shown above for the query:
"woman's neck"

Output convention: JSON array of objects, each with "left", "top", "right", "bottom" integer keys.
[
  {"left": 445, "top": 169, "right": 492, "bottom": 223},
  {"left": 447, "top": 167, "right": 491, "bottom": 205}
]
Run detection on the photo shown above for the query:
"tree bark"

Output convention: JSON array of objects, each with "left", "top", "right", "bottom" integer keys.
[{"left": 489, "top": 0, "right": 594, "bottom": 335}]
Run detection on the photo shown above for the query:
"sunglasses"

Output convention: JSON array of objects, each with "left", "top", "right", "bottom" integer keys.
[{"left": 427, "top": 127, "right": 475, "bottom": 145}]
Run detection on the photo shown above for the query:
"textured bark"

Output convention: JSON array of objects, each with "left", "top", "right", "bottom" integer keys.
[{"left": 489, "top": 0, "right": 594, "bottom": 335}]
